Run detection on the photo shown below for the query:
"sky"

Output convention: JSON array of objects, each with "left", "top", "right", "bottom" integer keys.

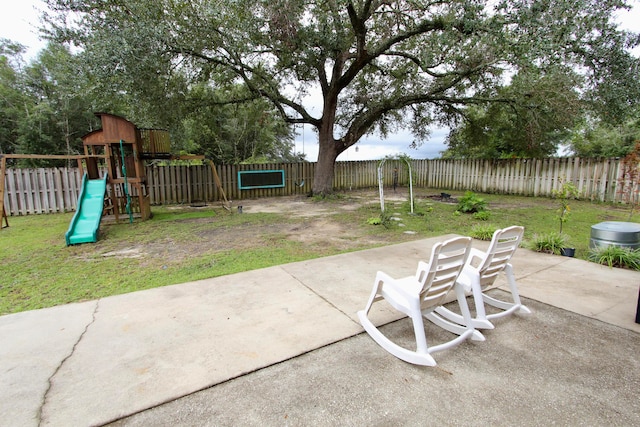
[{"left": 1, "top": 0, "right": 638, "bottom": 162}]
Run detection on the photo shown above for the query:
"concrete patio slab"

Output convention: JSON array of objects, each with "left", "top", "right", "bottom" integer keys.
[{"left": 108, "top": 295, "right": 640, "bottom": 427}]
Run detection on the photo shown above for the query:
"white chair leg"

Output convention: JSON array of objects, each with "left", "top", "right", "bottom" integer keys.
[
  {"left": 425, "top": 311, "right": 471, "bottom": 337},
  {"left": 410, "top": 301, "right": 429, "bottom": 355},
  {"left": 433, "top": 305, "right": 465, "bottom": 325},
  {"left": 434, "top": 302, "right": 494, "bottom": 330},
  {"left": 361, "top": 278, "right": 385, "bottom": 317},
  {"left": 424, "top": 285, "right": 485, "bottom": 359},
  {"left": 504, "top": 264, "right": 531, "bottom": 314},
  {"left": 483, "top": 293, "right": 517, "bottom": 311},
  {"left": 455, "top": 284, "right": 485, "bottom": 342},
  {"left": 470, "top": 282, "right": 494, "bottom": 329}
]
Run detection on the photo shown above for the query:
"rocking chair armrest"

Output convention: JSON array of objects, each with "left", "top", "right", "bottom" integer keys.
[
  {"left": 374, "top": 270, "right": 396, "bottom": 285},
  {"left": 374, "top": 270, "right": 420, "bottom": 300}
]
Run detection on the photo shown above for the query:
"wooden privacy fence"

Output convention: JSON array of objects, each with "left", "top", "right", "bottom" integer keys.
[
  {"left": 2, "top": 157, "right": 637, "bottom": 216},
  {"left": 3, "top": 167, "right": 84, "bottom": 216}
]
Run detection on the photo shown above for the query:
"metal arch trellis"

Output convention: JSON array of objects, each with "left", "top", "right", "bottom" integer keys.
[{"left": 377, "top": 157, "right": 414, "bottom": 214}]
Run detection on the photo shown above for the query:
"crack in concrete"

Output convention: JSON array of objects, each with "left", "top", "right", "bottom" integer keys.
[
  {"left": 37, "top": 300, "right": 101, "bottom": 426},
  {"left": 285, "top": 267, "right": 360, "bottom": 326}
]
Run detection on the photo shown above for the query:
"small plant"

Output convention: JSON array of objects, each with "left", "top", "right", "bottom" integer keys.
[
  {"left": 529, "top": 232, "right": 568, "bottom": 255},
  {"left": 367, "top": 211, "right": 392, "bottom": 228},
  {"left": 551, "top": 180, "right": 580, "bottom": 234},
  {"left": 473, "top": 210, "right": 490, "bottom": 221},
  {"left": 367, "top": 217, "right": 382, "bottom": 225},
  {"left": 470, "top": 224, "right": 497, "bottom": 241},
  {"left": 456, "top": 191, "right": 487, "bottom": 213},
  {"left": 588, "top": 245, "right": 640, "bottom": 270}
]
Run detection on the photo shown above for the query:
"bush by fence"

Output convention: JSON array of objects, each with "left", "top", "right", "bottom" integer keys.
[{"left": 2, "top": 157, "right": 636, "bottom": 216}]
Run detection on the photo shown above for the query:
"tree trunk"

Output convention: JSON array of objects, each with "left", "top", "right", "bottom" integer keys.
[
  {"left": 312, "top": 129, "right": 340, "bottom": 196},
  {"left": 311, "top": 80, "right": 347, "bottom": 196}
]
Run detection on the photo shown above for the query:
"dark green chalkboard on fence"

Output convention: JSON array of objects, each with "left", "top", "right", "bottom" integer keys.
[{"left": 238, "top": 170, "right": 285, "bottom": 190}]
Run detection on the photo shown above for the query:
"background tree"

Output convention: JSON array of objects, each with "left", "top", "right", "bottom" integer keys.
[
  {"left": 443, "top": 66, "right": 583, "bottom": 158},
  {"left": 16, "top": 42, "right": 100, "bottom": 166},
  {"left": 43, "top": 0, "right": 640, "bottom": 193},
  {"left": 36, "top": 1, "right": 299, "bottom": 165},
  {"left": 569, "top": 111, "right": 640, "bottom": 158},
  {"left": 0, "top": 39, "right": 32, "bottom": 155},
  {"left": 0, "top": 39, "right": 295, "bottom": 166},
  {"left": 181, "top": 84, "right": 298, "bottom": 164}
]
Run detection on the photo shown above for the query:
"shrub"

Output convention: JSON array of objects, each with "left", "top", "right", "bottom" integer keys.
[
  {"left": 588, "top": 245, "right": 640, "bottom": 270},
  {"left": 529, "top": 232, "right": 568, "bottom": 255},
  {"left": 473, "top": 210, "right": 490, "bottom": 221},
  {"left": 456, "top": 191, "right": 487, "bottom": 213},
  {"left": 470, "top": 224, "right": 497, "bottom": 241}
]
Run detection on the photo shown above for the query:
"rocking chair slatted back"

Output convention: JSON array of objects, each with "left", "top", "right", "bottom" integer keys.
[
  {"left": 478, "top": 226, "right": 524, "bottom": 289},
  {"left": 419, "top": 237, "right": 472, "bottom": 307}
]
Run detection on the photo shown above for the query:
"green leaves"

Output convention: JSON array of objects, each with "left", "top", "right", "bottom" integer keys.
[
  {"left": 552, "top": 181, "right": 580, "bottom": 234},
  {"left": 36, "top": 0, "right": 640, "bottom": 192},
  {"left": 0, "top": 40, "right": 100, "bottom": 164},
  {"left": 588, "top": 245, "right": 640, "bottom": 270},
  {"left": 444, "top": 65, "right": 585, "bottom": 158},
  {"left": 529, "top": 232, "right": 569, "bottom": 255},
  {"left": 456, "top": 191, "right": 487, "bottom": 214}
]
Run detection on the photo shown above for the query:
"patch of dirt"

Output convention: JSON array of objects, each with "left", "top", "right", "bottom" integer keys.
[
  {"left": 102, "top": 248, "right": 146, "bottom": 258},
  {"left": 94, "top": 190, "right": 418, "bottom": 264},
  {"left": 425, "top": 193, "right": 459, "bottom": 204},
  {"left": 235, "top": 194, "right": 367, "bottom": 216},
  {"left": 215, "top": 192, "right": 393, "bottom": 252}
]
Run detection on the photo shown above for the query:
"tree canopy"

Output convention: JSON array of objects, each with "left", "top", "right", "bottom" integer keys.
[
  {"left": 42, "top": 0, "right": 640, "bottom": 194},
  {"left": 0, "top": 39, "right": 99, "bottom": 165},
  {"left": 569, "top": 111, "right": 640, "bottom": 158},
  {"left": 0, "top": 38, "right": 296, "bottom": 166},
  {"left": 443, "top": 66, "right": 584, "bottom": 158}
]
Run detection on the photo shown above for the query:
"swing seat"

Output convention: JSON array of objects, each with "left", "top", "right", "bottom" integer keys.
[
  {"left": 436, "top": 226, "right": 531, "bottom": 330},
  {"left": 357, "top": 236, "right": 484, "bottom": 366}
]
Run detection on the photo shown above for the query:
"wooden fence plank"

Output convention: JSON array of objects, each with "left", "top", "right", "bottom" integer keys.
[
  {"left": 23, "top": 169, "right": 33, "bottom": 215},
  {"left": 54, "top": 169, "right": 63, "bottom": 212},
  {"left": 7, "top": 169, "right": 18, "bottom": 215}
]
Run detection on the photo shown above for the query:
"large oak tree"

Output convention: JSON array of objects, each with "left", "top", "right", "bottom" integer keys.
[{"left": 44, "top": 0, "right": 640, "bottom": 195}]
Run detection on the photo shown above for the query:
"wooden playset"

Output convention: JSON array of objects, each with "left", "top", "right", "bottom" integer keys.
[
  {"left": 81, "top": 112, "right": 166, "bottom": 222},
  {"left": 1, "top": 112, "right": 228, "bottom": 237}
]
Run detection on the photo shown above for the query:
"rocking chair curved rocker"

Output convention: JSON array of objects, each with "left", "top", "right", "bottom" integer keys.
[
  {"left": 436, "top": 226, "right": 530, "bottom": 330},
  {"left": 357, "top": 236, "right": 484, "bottom": 366}
]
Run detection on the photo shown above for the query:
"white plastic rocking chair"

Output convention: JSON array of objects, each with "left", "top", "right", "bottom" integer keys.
[
  {"left": 357, "top": 236, "right": 484, "bottom": 366},
  {"left": 436, "top": 226, "right": 531, "bottom": 330}
]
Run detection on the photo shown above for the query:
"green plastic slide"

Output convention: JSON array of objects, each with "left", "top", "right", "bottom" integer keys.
[{"left": 65, "top": 173, "right": 108, "bottom": 245}]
